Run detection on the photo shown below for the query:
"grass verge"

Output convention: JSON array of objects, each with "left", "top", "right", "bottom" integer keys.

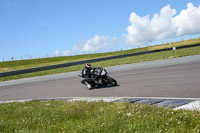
[
  {"left": 0, "top": 100, "right": 199, "bottom": 133},
  {"left": 0, "top": 38, "right": 200, "bottom": 73},
  {"left": 0, "top": 47, "right": 147, "bottom": 73},
  {"left": 148, "top": 38, "right": 200, "bottom": 50},
  {"left": 1, "top": 46, "right": 200, "bottom": 81}
]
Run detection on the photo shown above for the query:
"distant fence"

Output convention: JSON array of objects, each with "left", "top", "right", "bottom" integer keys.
[{"left": 0, "top": 43, "right": 200, "bottom": 78}]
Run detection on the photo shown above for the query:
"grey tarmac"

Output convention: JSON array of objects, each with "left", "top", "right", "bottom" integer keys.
[{"left": 0, "top": 55, "right": 200, "bottom": 101}]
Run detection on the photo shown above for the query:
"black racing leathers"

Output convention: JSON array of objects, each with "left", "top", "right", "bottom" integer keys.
[{"left": 80, "top": 67, "right": 103, "bottom": 85}]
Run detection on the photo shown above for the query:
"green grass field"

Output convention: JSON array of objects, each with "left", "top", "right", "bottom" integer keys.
[
  {"left": 0, "top": 100, "right": 199, "bottom": 133},
  {"left": 0, "top": 47, "right": 147, "bottom": 73}
]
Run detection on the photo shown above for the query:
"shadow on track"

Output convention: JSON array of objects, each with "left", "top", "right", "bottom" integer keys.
[{"left": 90, "top": 84, "right": 120, "bottom": 90}]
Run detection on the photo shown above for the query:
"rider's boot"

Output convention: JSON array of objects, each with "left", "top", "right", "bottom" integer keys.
[
  {"left": 84, "top": 81, "right": 92, "bottom": 90},
  {"left": 86, "top": 84, "right": 92, "bottom": 90}
]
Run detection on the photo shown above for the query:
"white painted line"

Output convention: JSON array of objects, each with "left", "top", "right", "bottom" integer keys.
[
  {"left": 173, "top": 101, "right": 200, "bottom": 111},
  {"left": 111, "top": 97, "right": 200, "bottom": 101},
  {"left": 101, "top": 98, "right": 122, "bottom": 102},
  {"left": 0, "top": 99, "right": 33, "bottom": 104},
  {"left": 67, "top": 97, "right": 122, "bottom": 102},
  {"left": 67, "top": 97, "right": 102, "bottom": 102},
  {"left": 0, "top": 97, "right": 122, "bottom": 104}
]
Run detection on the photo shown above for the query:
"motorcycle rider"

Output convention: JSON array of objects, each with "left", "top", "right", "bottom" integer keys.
[
  {"left": 79, "top": 63, "right": 93, "bottom": 89},
  {"left": 79, "top": 63, "right": 104, "bottom": 89}
]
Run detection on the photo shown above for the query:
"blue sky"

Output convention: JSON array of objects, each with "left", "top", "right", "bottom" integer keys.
[{"left": 0, "top": 0, "right": 200, "bottom": 61}]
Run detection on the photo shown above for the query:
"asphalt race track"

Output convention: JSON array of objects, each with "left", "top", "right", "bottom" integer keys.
[{"left": 0, "top": 55, "right": 200, "bottom": 101}]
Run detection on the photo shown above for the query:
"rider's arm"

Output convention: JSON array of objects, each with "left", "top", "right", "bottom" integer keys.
[
  {"left": 91, "top": 67, "right": 102, "bottom": 80},
  {"left": 80, "top": 69, "right": 86, "bottom": 78}
]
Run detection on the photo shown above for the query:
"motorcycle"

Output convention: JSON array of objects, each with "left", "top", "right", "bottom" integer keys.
[{"left": 79, "top": 67, "right": 117, "bottom": 89}]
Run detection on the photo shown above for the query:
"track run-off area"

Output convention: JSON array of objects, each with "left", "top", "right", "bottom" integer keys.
[{"left": 0, "top": 55, "right": 200, "bottom": 109}]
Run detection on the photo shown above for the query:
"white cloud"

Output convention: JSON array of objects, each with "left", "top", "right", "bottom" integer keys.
[
  {"left": 82, "top": 35, "right": 117, "bottom": 52},
  {"left": 125, "top": 3, "right": 200, "bottom": 46},
  {"left": 62, "top": 41, "right": 84, "bottom": 56},
  {"left": 174, "top": 3, "right": 200, "bottom": 36},
  {"left": 55, "top": 35, "right": 117, "bottom": 56}
]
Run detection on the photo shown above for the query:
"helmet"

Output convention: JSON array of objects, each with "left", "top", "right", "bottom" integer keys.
[{"left": 85, "top": 63, "right": 92, "bottom": 69}]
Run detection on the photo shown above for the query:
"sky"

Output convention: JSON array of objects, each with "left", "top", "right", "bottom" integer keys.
[{"left": 0, "top": 0, "right": 200, "bottom": 61}]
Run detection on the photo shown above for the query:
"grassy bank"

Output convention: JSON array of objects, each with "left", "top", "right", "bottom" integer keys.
[
  {"left": 0, "top": 100, "right": 199, "bottom": 132},
  {"left": 0, "top": 47, "right": 147, "bottom": 73},
  {"left": 0, "top": 38, "right": 200, "bottom": 73},
  {"left": 1, "top": 46, "right": 200, "bottom": 81},
  {"left": 148, "top": 38, "right": 200, "bottom": 50}
]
